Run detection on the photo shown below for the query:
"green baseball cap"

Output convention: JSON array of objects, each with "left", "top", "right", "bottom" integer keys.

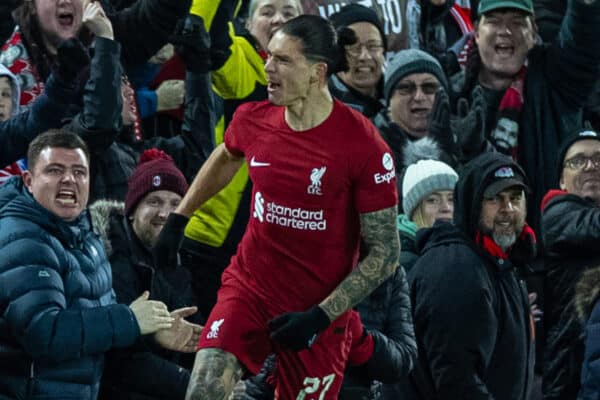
[{"left": 478, "top": 0, "right": 534, "bottom": 15}]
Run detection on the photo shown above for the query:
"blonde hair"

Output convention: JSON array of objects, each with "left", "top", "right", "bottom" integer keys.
[{"left": 411, "top": 203, "right": 431, "bottom": 229}]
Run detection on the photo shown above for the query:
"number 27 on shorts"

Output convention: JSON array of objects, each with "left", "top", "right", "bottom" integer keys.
[{"left": 296, "top": 374, "right": 335, "bottom": 400}]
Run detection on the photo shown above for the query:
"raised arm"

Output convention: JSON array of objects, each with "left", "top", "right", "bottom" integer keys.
[{"left": 152, "top": 143, "right": 245, "bottom": 268}]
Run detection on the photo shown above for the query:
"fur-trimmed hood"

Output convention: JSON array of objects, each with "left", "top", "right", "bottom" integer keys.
[
  {"left": 575, "top": 265, "right": 600, "bottom": 322},
  {"left": 402, "top": 136, "right": 442, "bottom": 168},
  {"left": 89, "top": 199, "right": 124, "bottom": 257}
]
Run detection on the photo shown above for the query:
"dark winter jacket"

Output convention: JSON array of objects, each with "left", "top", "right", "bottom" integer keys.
[
  {"left": 574, "top": 266, "right": 600, "bottom": 400},
  {"left": 541, "top": 190, "right": 600, "bottom": 400},
  {"left": 329, "top": 74, "right": 385, "bottom": 120},
  {"left": 63, "top": 35, "right": 212, "bottom": 202},
  {"left": 89, "top": 201, "right": 195, "bottom": 400},
  {"left": 0, "top": 177, "right": 140, "bottom": 400},
  {"left": 340, "top": 267, "right": 417, "bottom": 399},
  {"left": 461, "top": 0, "right": 600, "bottom": 233},
  {"left": 407, "top": 153, "right": 535, "bottom": 400},
  {"left": 0, "top": 71, "right": 79, "bottom": 167}
]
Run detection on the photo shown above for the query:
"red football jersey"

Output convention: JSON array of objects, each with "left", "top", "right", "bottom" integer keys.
[{"left": 223, "top": 99, "right": 397, "bottom": 311}]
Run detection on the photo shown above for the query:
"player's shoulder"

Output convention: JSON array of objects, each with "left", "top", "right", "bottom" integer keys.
[
  {"left": 234, "top": 100, "right": 280, "bottom": 120},
  {"left": 332, "top": 100, "right": 379, "bottom": 138}
]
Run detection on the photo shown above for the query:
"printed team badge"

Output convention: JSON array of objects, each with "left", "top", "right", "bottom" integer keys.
[
  {"left": 308, "top": 166, "right": 326, "bottom": 195},
  {"left": 206, "top": 319, "right": 225, "bottom": 339},
  {"left": 494, "top": 167, "right": 514, "bottom": 178},
  {"left": 152, "top": 175, "right": 161, "bottom": 187}
]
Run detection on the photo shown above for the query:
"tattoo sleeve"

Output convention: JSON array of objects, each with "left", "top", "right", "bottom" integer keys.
[
  {"left": 320, "top": 206, "right": 401, "bottom": 321},
  {"left": 185, "top": 348, "right": 244, "bottom": 400}
]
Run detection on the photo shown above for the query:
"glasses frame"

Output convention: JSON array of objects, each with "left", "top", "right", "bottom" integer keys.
[{"left": 563, "top": 154, "right": 600, "bottom": 170}]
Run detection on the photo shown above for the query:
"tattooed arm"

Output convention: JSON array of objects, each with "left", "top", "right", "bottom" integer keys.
[
  {"left": 185, "top": 348, "right": 245, "bottom": 400},
  {"left": 320, "top": 206, "right": 401, "bottom": 321}
]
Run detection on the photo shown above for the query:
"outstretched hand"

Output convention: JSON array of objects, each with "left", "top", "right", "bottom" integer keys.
[
  {"left": 452, "top": 85, "right": 487, "bottom": 162},
  {"left": 82, "top": 0, "right": 113, "bottom": 40},
  {"left": 154, "top": 306, "right": 203, "bottom": 353},
  {"left": 129, "top": 291, "right": 174, "bottom": 335},
  {"left": 169, "top": 14, "right": 211, "bottom": 73}
]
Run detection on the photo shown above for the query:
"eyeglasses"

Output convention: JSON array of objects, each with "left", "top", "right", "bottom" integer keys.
[
  {"left": 395, "top": 81, "right": 441, "bottom": 96},
  {"left": 345, "top": 42, "right": 384, "bottom": 58},
  {"left": 563, "top": 154, "right": 600, "bottom": 170}
]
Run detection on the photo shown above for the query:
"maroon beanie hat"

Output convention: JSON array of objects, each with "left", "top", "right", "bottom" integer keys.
[{"left": 125, "top": 149, "right": 189, "bottom": 216}]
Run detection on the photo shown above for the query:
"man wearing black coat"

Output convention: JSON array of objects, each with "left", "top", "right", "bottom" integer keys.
[
  {"left": 541, "top": 129, "right": 600, "bottom": 400},
  {"left": 455, "top": 0, "right": 600, "bottom": 233},
  {"left": 408, "top": 152, "right": 535, "bottom": 399},
  {"left": 90, "top": 149, "right": 202, "bottom": 400}
]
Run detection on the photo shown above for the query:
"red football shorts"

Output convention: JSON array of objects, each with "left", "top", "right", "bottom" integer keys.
[{"left": 197, "top": 277, "right": 353, "bottom": 399}]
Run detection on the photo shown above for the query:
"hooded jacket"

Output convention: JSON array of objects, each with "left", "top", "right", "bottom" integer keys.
[
  {"left": 89, "top": 200, "right": 194, "bottom": 400},
  {"left": 407, "top": 153, "right": 535, "bottom": 400},
  {"left": 0, "top": 68, "right": 79, "bottom": 170},
  {"left": 0, "top": 177, "right": 140, "bottom": 399},
  {"left": 541, "top": 190, "right": 600, "bottom": 400},
  {"left": 457, "top": 0, "right": 600, "bottom": 233}
]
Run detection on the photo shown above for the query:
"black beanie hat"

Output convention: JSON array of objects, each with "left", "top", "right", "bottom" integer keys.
[
  {"left": 329, "top": 4, "right": 387, "bottom": 51},
  {"left": 556, "top": 129, "right": 600, "bottom": 183}
]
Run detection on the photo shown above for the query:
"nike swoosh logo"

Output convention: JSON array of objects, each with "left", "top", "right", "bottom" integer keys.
[{"left": 250, "top": 156, "right": 270, "bottom": 167}]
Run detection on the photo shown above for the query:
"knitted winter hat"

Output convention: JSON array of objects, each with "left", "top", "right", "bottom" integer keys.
[
  {"left": 402, "top": 159, "right": 458, "bottom": 217},
  {"left": 384, "top": 49, "right": 448, "bottom": 105},
  {"left": 125, "top": 149, "right": 189, "bottom": 216},
  {"left": 329, "top": 4, "right": 387, "bottom": 50}
]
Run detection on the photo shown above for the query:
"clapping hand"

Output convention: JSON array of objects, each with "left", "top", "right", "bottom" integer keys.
[
  {"left": 129, "top": 291, "right": 174, "bottom": 335},
  {"left": 155, "top": 306, "right": 203, "bottom": 353}
]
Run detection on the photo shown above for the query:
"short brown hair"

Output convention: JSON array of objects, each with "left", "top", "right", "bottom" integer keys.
[{"left": 27, "top": 129, "right": 90, "bottom": 172}]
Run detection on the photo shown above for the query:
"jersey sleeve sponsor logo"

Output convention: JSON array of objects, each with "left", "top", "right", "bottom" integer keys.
[
  {"left": 374, "top": 152, "right": 396, "bottom": 184},
  {"left": 250, "top": 156, "right": 271, "bottom": 167},
  {"left": 307, "top": 166, "right": 326, "bottom": 195},
  {"left": 253, "top": 191, "right": 327, "bottom": 231}
]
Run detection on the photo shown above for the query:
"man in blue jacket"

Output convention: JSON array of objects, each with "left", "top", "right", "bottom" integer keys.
[{"left": 0, "top": 129, "right": 201, "bottom": 400}]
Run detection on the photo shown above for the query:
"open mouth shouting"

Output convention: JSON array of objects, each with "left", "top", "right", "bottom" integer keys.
[{"left": 56, "top": 188, "right": 78, "bottom": 206}]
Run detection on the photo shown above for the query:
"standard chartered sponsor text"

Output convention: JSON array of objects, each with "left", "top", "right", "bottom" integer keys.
[{"left": 266, "top": 201, "right": 327, "bottom": 231}]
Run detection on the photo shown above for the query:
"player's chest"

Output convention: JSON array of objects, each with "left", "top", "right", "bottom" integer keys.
[{"left": 245, "top": 137, "right": 349, "bottom": 202}]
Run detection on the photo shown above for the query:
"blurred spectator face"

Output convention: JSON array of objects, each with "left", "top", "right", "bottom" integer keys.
[
  {"left": 121, "top": 80, "right": 136, "bottom": 127},
  {"left": 417, "top": 190, "right": 454, "bottom": 227},
  {"left": 475, "top": 10, "right": 536, "bottom": 82},
  {"left": 338, "top": 21, "right": 385, "bottom": 98},
  {"left": 149, "top": 44, "right": 174, "bottom": 65},
  {"left": 479, "top": 187, "right": 526, "bottom": 250},
  {"left": 247, "top": 0, "right": 302, "bottom": 51},
  {"left": 389, "top": 72, "right": 440, "bottom": 138},
  {"left": 131, "top": 190, "right": 182, "bottom": 248},
  {"left": 0, "top": 77, "right": 13, "bottom": 122},
  {"left": 560, "top": 140, "right": 600, "bottom": 204},
  {"left": 265, "top": 31, "right": 320, "bottom": 107},
  {"left": 23, "top": 146, "right": 89, "bottom": 221},
  {"left": 35, "top": 0, "right": 84, "bottom": 51}
]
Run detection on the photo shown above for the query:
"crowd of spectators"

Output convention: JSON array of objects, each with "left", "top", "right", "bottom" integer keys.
[{"left": 1, "top": 0, "right": 600, "bottom": 398}]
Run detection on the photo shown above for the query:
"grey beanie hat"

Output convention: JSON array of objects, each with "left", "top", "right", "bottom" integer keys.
[
  {"left": 402, "top": 159, "right": 458, "bottom": 217},
  {"left": 384, "top": 49, "right": 448, "bottom": 104}
]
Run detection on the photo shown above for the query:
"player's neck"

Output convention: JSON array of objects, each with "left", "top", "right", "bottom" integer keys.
[{"left": 285, "top": 87, "right": 333, "bottom": 131}]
